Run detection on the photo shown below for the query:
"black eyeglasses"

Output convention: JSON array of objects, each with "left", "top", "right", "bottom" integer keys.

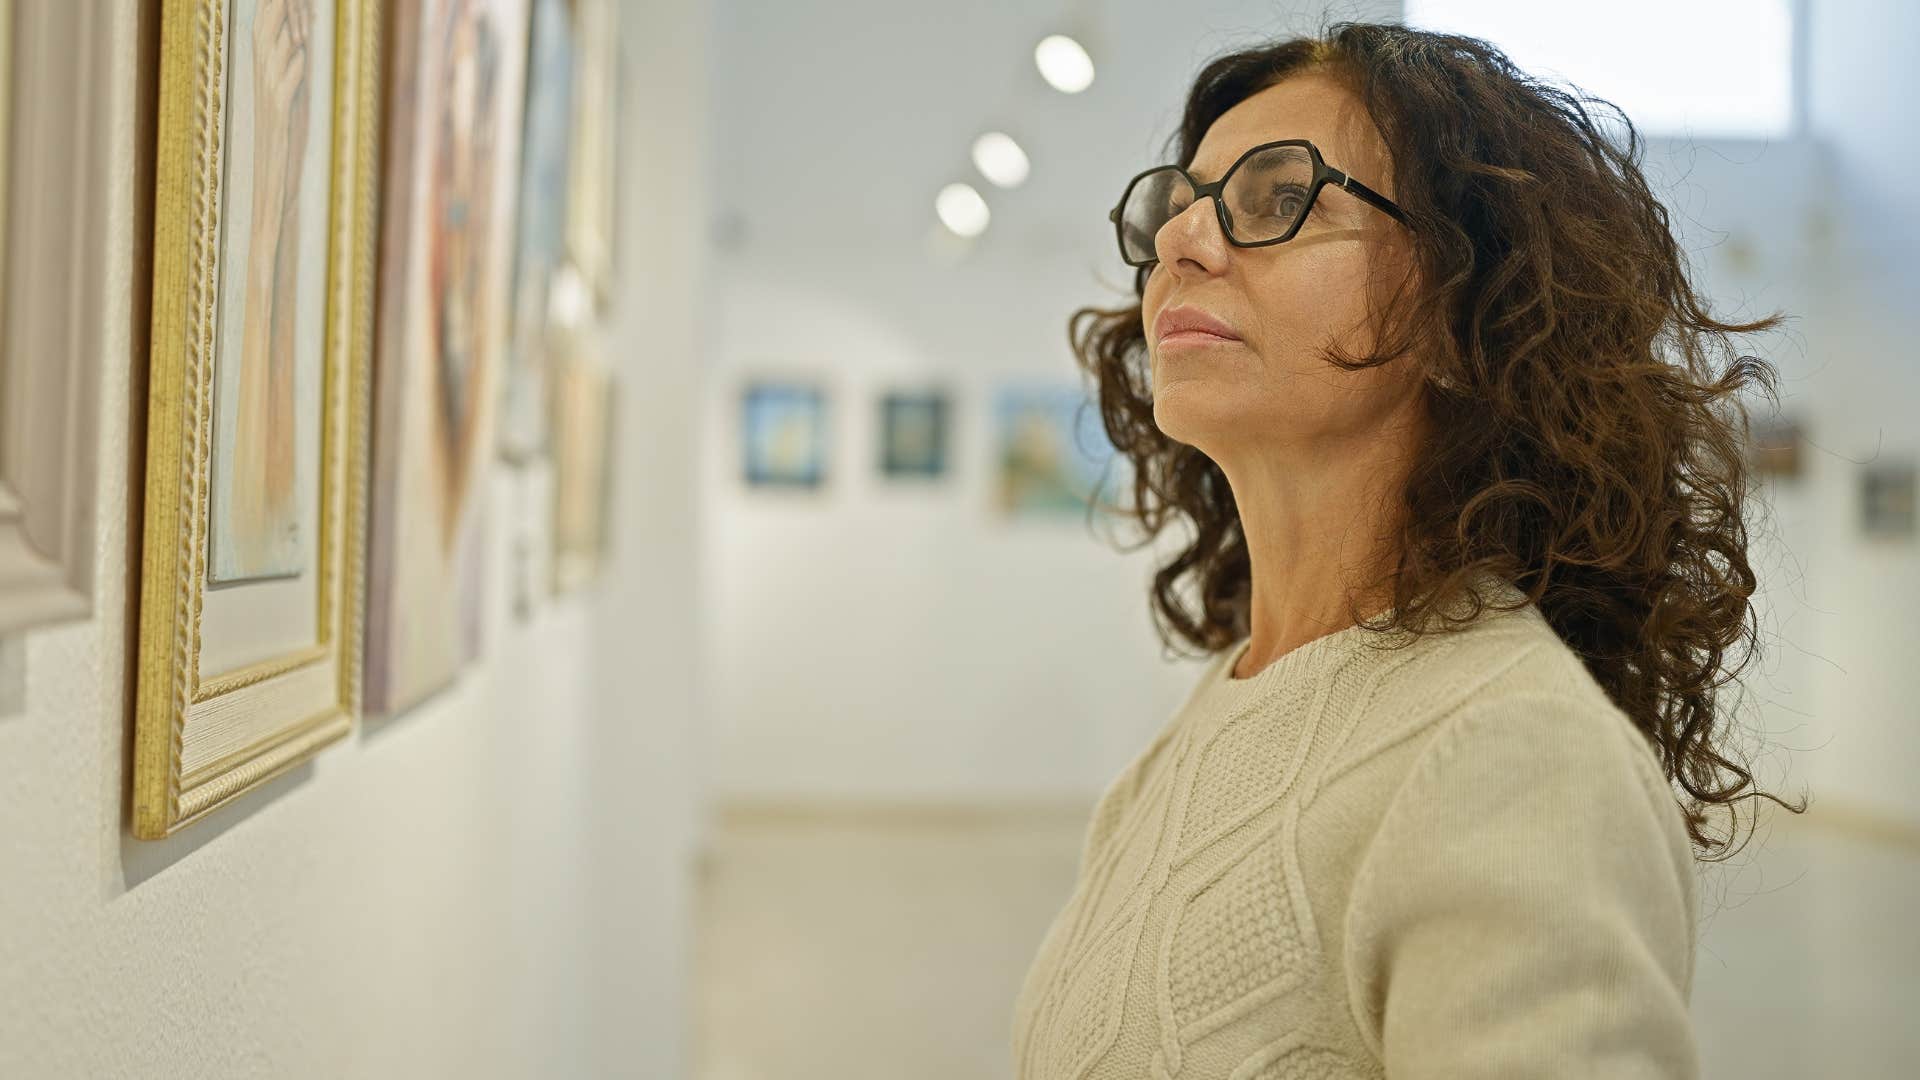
[{"left": 1107, "top": 138, "right": 1409, "bottom": 268}]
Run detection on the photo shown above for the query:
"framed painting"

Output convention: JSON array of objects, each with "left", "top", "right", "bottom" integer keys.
[
  {"left": 1746, "top": 411, "right": 1805, "bottom": 481},
  {"left": 741, "top": 380, "right": 827, "bottom": 490},
  {"left": 991, "top": 382, "right": 1132, "bottom": 521},
  {"left": 133, "top": 0, "right": 378, "bottom": 838},
  {"left": 0, "top": 1, "right": 110, "bottom": 637},
  {"left": 565, "top": 0, "right": 616, "bottom": 309},
  {"left": 878, "top": 389, "right": 952, "bottom": 480},
  {"left": 549, "top": 318, "right": 614, "bottom": 594},
  {"left": 497, "top": 0, "right": 575, "bottom": 463},
  {"left": 365, "top": 0, "right": 529, "bottom": 719},
  {"left": 1860, "top": 462, "right": 1916, "bottom": 540}
]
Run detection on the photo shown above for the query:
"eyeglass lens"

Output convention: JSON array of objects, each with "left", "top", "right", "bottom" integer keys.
[{"left": 1117, "top": 144, "right": 1315, "bottom": 265}]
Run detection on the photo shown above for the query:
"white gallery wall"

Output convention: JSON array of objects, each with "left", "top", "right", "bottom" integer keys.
[
  {"left": 0, "top": 0, "right": 708, "bottom": 1076},
  {"left": 1788, "top": 0, "right": 1920, "bottom": 824},
  {"left": 704, "top": 245, "right": 1202, "bottom": 800},
  {"left": 701, "top": 0, "right": 1917, "bottom": 824}
]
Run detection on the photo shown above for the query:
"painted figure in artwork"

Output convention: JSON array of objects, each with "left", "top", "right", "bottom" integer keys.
[
  {"left": 225, "top": 0, "right": 315, "bottom": 579},
  {"left": 426, "top": 0, "right": 501, "bottom": 551}
]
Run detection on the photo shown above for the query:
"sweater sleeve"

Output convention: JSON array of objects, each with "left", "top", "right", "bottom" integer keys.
[{"left": 1342, "top": 691, "right": 1700, "bottom": 1079}]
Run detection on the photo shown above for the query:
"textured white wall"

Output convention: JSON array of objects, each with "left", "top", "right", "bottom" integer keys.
[{"left": 0, "top": 1, "right": 708, "bottom": 1076}]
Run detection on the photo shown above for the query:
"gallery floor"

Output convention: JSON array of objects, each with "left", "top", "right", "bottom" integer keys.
[{"left": 689, "top": 796, "right": 1920, "bottom": 1079}]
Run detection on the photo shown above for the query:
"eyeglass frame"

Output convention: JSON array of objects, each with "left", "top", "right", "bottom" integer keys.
[{"left": 1106, "top": 138, "right": 1411, "bottom": 268}]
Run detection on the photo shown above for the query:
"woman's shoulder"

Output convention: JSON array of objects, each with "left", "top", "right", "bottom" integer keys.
[
  {"left": 1320, "top": 591, "right": 1655, "bottom": 790},
  {"left": 1356, "top": 613, "right": 1693, "bottom": 888}
]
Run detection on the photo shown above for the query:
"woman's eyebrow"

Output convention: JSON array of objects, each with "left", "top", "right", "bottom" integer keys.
[
  {"left": 1188, "top": 146, "right": 1263, "bottom": 186},
  {"left": 1188, "top": 161, "right": 1227, "bottom": 186}
]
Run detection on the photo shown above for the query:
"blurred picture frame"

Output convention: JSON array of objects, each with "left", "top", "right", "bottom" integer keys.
[
  {"left": 565, "top": 0, "right": 617, "bottom": 309},
  {"left": 1747, "top": 412, "right": 1805, "bottom": 481},
  {"left": 742, "top": 380, "right": 828, "bottom": 489},
  {"left": 497, "top": 0, "right": 576, "bottom": 463},
  {"left": 550, "top": 316, "right": 616, "bottom": 593},
  {"left": 364, "top": 0, "right": 530, "bottom": 720},
  {"left": 991, "top": 382, "right": 1130, "bottom": 520},
  {"left": 878, "top": 389, "right": 951, "bottom": 479},
  {"left": 132, "top": 0, "right": 378, "bottom": 838},
  {"left": 0, "top": 1, "right": 103, "bottom": 636},
  {"left": 1860, "top": 462, "right": 1916, "bottom": 540}
]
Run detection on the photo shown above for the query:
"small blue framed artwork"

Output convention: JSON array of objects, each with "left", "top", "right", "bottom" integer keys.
[
  {"left": 991, "top": 382, "right": 1130, "bottom": 519},
  {"left": 1860, "top": 461, "right": 1916, "bottom": 540},
  {"left": 742, "top": 380, "right": 828, "bottom": 488},
  {"left": 879, "top": 390, "right": 950, "bottom": 479}
]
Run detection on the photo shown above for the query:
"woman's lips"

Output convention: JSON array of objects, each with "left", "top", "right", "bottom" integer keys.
[{"left": 1159, "top": 329, "right": 1242, "bottom": 347}]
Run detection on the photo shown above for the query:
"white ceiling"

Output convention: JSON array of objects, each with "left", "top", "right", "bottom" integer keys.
[{"left": 707, "top": 0, "right": 1402, "bottom": 264}]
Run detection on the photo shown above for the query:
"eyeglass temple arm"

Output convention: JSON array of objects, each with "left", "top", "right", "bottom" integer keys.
[{"left": 1327, "top": 168, "right": 1409, "bottom": 224}]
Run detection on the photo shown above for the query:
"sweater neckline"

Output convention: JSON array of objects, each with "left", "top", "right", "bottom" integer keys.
[
  {"left": 1189, "top": 570, "right": 1528, "bottom": 721},
  {"left": 1188, "top": 613, "right": 1396, "bottom": 723}
]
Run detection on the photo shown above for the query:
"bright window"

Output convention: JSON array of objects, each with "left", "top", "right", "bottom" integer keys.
[{"left": 1402, "top": 0, "right": 1795, "bottom": 139}]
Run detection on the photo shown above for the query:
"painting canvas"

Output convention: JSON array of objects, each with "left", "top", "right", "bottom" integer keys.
[
  {"left": 133, "top": 0, "right": 377, "bottom": 837},
  {"left": 879, "top": 390, "right": 950, "bottom": 479},
  {"left": 742, "top": 381, "right": 827, "bottom": 489},
  {"left": 550, "top": 326, "right": 615, "bottom": 593},
  {"left": 497, "top": 0, "right": 574, "bottom": 461},
  {"left": 992, "top": 383, "right": 1130, "bottom": 519},
  {"left": 1861, "top": 462, "right": 1916, "bottom": 539},
  {"left": 208, "top": 0, "right": 335, "bottom": 584},
  {"left": 566, "top": 0, "right": 617, "bottom": 307},
  {"left": 366, "top": 0, "right": 530, "bottom": 717},
  {"left": 1747, "top": 412, "right": 1804, "bottom": 481}
]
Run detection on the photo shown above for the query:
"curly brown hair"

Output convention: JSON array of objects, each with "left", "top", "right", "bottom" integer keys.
[{"left": 1071, "top": 17, "right": 1808, "bottom": 862}]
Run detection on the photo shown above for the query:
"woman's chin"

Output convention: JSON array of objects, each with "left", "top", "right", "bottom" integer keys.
[{"left": 1150, "top": 386, "right": 1244, "bottom": 449}]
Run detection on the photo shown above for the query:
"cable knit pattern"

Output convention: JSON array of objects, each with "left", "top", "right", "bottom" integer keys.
[{"left": 1010, "top": 575, "right": 1701, "bottom": 1079}]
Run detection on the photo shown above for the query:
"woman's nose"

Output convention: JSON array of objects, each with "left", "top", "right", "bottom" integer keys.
[{"left": 1155, "top": 197, "right": 1229, "bottom": 274}]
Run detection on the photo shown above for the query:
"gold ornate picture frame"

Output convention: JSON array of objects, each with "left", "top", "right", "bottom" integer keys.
[{"left": 133, "top": 0, "right": 377, "bottom": 839}]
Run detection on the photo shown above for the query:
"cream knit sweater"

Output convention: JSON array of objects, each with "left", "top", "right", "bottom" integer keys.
[{"left": 1011, "top": 576, "right": 1700, "bottom": 1079}]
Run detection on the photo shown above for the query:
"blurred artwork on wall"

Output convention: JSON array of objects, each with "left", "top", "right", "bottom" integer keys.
[
  {"left": 551, "top": 322, "right": 616, "bottom": 593},
  {"left": 742, "top": 380, "right": 828, "bottom": 489},
  {"left": 991, "top": 383, "right": 1130, "bottom": 520},
  {"left": 566, "top": 0, "right": 618, "bottom": 309},
  {"left": 1746, "top": 411, "right": 1805, "bottom": 481},
  {"left": 1860, "top": 461, "right": 1916, "bottom": 540},
  {"left": 497, "top": 0, "right": 575, "bottom": 462},
  {"left": 366, "top": 0, "right": 530, "bottom": 718},
  {"left": 506, "top": 454, "right": 554, "bottom": 621},
  {"left": 878, "top": 390, "right": 950, "bottom": 479}
]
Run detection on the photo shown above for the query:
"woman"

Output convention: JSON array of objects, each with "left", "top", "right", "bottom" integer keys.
[{"left": 1012, "top": 19, "right": 1805, "bottom": 1079}]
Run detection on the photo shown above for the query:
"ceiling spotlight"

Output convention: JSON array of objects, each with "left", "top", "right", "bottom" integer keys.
[
  {"left": 971, "top": 132, "right": 1031, "bottom": 189},
  {"left": 935, "top": 183, "right": 990, "bottom": 238},
  {"left": 1034, "top": 34, "right": 1094, "bottom": 94}
]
